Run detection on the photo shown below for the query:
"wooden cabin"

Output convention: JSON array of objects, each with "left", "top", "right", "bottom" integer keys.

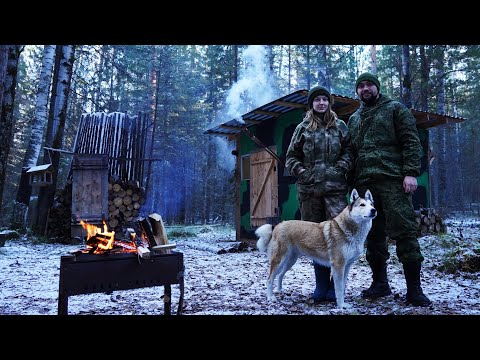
[{"left": 204, "top": 89, "right": 466, "bottom": 241}]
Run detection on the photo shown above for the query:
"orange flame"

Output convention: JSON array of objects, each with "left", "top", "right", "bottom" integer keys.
[{"left": 80, "top": 220, "right": 115, "bottom": 252}]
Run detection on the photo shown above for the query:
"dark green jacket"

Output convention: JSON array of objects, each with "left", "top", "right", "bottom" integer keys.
[
  {"left": 286, "top": 117, "right": 352, "bottom": 195},
  {"left": 347, "top": 94, "right": 422, "bottom": 186}
]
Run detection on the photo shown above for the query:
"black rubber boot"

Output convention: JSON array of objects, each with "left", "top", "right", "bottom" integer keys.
[
  {"left": 361, "top": 262, "right": 392, "bottom": 299},
  {"left": 311, "top": 263, "right": 331, "bottom": 302},
  {"left": 403, "top": 261, "right": 432, "bottom": 307}
]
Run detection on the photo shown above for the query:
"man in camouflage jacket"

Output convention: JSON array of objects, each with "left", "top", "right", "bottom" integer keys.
[
  {"left": 348, "top": 72, "right": 431, "bottom": 307},
  {"left": 286, "top": 85, "right": 352, "bottom": 303}
]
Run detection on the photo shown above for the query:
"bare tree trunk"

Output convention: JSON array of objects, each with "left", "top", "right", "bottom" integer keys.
[
  {"left": 288, "top": 45, "right": 292, "bottom": 93},
  {"left": 15, "top": 45, "right": 55, "bottom": 208},
  {"left": 352, "top": 45, "right": 358, "bottom": 97},
  {"left": 401, "top": 45, "right": 412, "bottom": 108},
  {"left": 370, "top": 45, "right": 377, "bottom": 74},
  {"left": 35, "top": 45, "right": 75, "bottom": 236},
  {"left": 234, "top": 45, "right": 238, "bottom": 83},
  {"left": 108, "top": 46, "right": 117, "bottom": 112},
  {"left": 277, "top": 45, "right": 283, "bottom": 78},
  {"left": 306, "top": 45, "right": 311, "bottom": 89},
  {"left": 94, "top": 45, "right": 106, "bottom": 112},
  {"left": 317, "top": 45, "right": 328, "bottom": 88},
  {"left": 431, "top": 46, "right": 446, "bottom": 211},
  {"left": 0, "top": 46, "right": 7, "bottom": 118},
  {"left": 419, "top": 45, "right": 429, "bottom": 112},
  {"left": 0, "top": 45, "right": 22, "bottom": 212}
]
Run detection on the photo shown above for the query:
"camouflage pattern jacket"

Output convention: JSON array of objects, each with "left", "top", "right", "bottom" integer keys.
[
  {"left": 285, "top": 117, "right": 352, "bottom": 196},
  {"left": 347, "top": 94, "right": 422, "bottom": 186}
]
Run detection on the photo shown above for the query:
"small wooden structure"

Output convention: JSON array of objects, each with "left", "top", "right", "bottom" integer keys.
[
  {"left": 27, "top": 164, "right": 54, "bottom": 187},
  {"left": 205, "top": 89, "right": 466, "bottom": 241},
  {"left": 71, "top": 154, "right": 109, "bottom": 238},
  {"left": 67, "top": 111, "right": 150, "bottom": 237}
]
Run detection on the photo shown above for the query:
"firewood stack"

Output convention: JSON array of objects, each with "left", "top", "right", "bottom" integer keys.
[
  {"left": 46, "top": 180, "right": 73, "bottom": 241},
  {"left": 108, "top": 176, "right": 145, "bottom": 233},
  {"left": 415, "top": 208, "right": 447, "bottom": 236}
]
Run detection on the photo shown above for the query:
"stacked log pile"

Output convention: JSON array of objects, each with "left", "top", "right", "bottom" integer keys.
[
  {"left": 416, "top": 208, "right": 447, "bottom": 236},
  {"left": 46, "top": 176, "right": 146, "bottom": 241},
  {"left": 108, "top": 176, "right": 145, "bottom": 233},
  {"left": 46, "top": 181, "right": 74, "bottom": 242}
]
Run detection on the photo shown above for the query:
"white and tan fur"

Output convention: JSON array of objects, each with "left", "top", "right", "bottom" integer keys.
[{"left": 255, "top": 189, "right": 376, "bottom": 309}]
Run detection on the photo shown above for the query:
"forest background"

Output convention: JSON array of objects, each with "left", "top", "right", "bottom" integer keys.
[{"left": 0, "top": 45, "right": 478, "bottom": 234}]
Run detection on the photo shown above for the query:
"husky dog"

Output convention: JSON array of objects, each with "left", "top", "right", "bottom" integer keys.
[{"left": 255, "top": 189, "right": 376, "bottom": 309}]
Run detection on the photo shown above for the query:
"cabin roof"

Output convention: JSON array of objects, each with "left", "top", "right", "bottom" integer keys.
[{"left": 204, "top": 89, "right": 466, "bottom": 137}]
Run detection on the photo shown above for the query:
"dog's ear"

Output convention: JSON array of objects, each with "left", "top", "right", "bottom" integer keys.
[
  {"left": 365, "top": 189, "right": 373, "bottom": 203},
  {"left": 350, "top": 188, "right": 359, "bottom": 203}
]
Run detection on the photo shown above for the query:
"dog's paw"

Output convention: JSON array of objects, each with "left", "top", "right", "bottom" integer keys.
[
  {"left": 267, "top": 295, "right": 277, "bottom": 302},
  {"left": 337, "top": 302, "right": 352, "bottom": 309}
]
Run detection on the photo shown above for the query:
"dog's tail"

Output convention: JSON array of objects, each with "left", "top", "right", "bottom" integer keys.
[{"left": 255, "top": 224, "right": 273, "bottom": 253}]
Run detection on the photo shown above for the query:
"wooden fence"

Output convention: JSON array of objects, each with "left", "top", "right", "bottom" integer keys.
[{"left": 72, "top": 112, "right": 150, "bottom": 187}]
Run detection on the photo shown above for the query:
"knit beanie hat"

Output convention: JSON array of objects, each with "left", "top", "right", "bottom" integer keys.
[
  {"left": 355, "top": 72, "right": 380, "bottom": 92},
  {"left": 307, "top": 85, "right": 331, "bottom": 109}
]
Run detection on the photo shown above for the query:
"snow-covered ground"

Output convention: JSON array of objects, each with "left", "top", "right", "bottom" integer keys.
[{"left": 0, "top": 216, "right": 479, "bottom": 316}]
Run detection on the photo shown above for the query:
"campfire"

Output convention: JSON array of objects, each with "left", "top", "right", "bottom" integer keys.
[
  {"left": 75, "top": 213, "right": 176, "bottom": 258},
  {"left": 58, "top": 213, "right": 184, "bottom": 315}
]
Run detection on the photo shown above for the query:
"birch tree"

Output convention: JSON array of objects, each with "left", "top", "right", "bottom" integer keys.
[
  {"left": 15, "top": 45, "right": 55, "bottom": 209},
  {"left": 34, "top": 45, "right": 75, "bottom": 235}
]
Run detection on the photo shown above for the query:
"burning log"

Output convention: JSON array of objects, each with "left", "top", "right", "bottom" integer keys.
[
  {"left": 127, "top": 227, "right": 150, "bottom": 258},
  {"left": 86, "top": 233, "right": 114, "bottom": 248},
  {"left": 137, "top": 213, "right": 172, "bottom": 254},
  {"left": 138, "top": 217, "right": 157, "bottom": 248}
]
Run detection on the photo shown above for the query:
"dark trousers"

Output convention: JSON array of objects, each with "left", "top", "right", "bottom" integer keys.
[{"left": 356, "top": 180, "right": 424, "bottom": 264}]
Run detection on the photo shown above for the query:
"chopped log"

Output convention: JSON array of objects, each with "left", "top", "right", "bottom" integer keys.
[
  {"left": 137, "top": 245, "right": 151, "bottom": 258},
  {"left": 415, "top": 208, "right": 447, "bottom": 236},
  {"left": 113, "top": 197, "right": 123, "bottom": 207},
  {"left": 148, "top": 213, "right": 169, "bottom": 253},
  {"left": 126, "top": 227, "right": 151, "bottom": 258},
  {"left": 126, "top": 227, "right": 136, "bottom": 240},
  {"left": 138, "top": 217, "right": 156, "bottom": 247},
  {"left": 108, "top": 218, "right": 119, "bottom": 229},
  {"left": 114, "top": 240, "right": 136, "bottom": 251},
  {"left": 419, "top": 225, "right": 428, "bottom": 236}
]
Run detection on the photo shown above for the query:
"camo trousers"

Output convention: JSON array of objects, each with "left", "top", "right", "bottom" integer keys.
[
  {"left": 356, "top": 180, "right": 424, "bottom": 265},
  {"left": 298, "top": 191, "right": 347, "bottom": 223}
]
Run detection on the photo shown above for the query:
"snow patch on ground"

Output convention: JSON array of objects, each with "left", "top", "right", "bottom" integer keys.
[{"left": 0, "top": 218, "right": 479, "bottom": 315}]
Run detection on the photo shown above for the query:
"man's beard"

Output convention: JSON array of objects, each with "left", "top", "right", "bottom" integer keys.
[{"left": 361, "top": 92, "right": 377, "bottom": 106}]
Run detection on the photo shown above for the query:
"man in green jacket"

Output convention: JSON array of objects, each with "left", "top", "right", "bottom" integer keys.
[{"left": 347, "top": 72, "right": 431, "bottom": 307}]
